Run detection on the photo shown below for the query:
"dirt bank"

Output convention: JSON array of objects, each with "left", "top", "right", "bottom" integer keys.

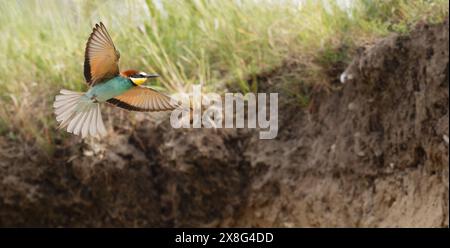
[{"left": 0, "top": 19, "right": 448, "bottom": 227}]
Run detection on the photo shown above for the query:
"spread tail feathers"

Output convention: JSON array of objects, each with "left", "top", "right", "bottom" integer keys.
[{"left": 53, "top": 89, "right": 107, "bottom": 138}]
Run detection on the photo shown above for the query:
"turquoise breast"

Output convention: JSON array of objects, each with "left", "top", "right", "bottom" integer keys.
[{"left": 85, "top": 76, "right": 134, "bottom": 102}]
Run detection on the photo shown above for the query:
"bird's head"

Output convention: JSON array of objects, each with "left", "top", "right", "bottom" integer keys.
[{"left": 121, "top": 69, "right": 159, "bottom": 85}]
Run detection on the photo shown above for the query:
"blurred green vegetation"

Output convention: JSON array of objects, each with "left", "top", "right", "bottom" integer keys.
[{"left": 0, "top": 0, "right": 448, "bottom": 151}]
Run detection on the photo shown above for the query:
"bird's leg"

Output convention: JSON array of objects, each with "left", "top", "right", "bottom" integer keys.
[{"left": 90, "top": 95, "right": 99, "bottom": 103}]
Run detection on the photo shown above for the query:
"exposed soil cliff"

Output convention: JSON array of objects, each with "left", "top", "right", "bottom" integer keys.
[{"left": 0, "top": 19, "right": 448, "bottom": 227}]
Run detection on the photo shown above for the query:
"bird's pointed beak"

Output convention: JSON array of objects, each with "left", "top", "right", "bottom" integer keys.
[{"left": 145, "top": 73, "right": 159, "bottom": 78}]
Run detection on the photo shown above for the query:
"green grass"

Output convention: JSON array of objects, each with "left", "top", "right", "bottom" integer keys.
[{"left": 0, "top": 0, "right": 448, "bottom": 152}]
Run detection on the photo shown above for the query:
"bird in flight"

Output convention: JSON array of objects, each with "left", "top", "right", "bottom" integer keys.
[{"left": 54, "top": 22, "right": 177, "bottom": 138}]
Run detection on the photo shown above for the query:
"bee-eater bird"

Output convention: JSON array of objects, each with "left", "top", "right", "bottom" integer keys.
[{"left": 53, "top": 22, "right": 177, "bottom": 138}]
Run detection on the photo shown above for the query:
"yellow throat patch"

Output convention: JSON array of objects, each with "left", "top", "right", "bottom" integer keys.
[{"left": 130, "top": 77, "right": 147, "bottom": 85}]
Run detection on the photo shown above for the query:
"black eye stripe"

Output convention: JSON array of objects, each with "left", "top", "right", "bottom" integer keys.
[{"left": 132, "top": 74, "right": 146, "bottom": 78}]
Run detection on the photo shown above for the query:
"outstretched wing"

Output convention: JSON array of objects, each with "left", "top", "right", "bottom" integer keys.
[
  {"left": 84, "top": 22, "right": 120, "bottom": 86},
  {"left": 107, "top": 86, "right": 177, "bottom": 112}
]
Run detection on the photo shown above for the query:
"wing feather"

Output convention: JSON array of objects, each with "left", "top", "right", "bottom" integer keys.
[
  {"left": 107, "top": 86, "right": 177, "bottom": 112},
  {"left": 84, "top": 22, "right": 120, "bottom": 86}
]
